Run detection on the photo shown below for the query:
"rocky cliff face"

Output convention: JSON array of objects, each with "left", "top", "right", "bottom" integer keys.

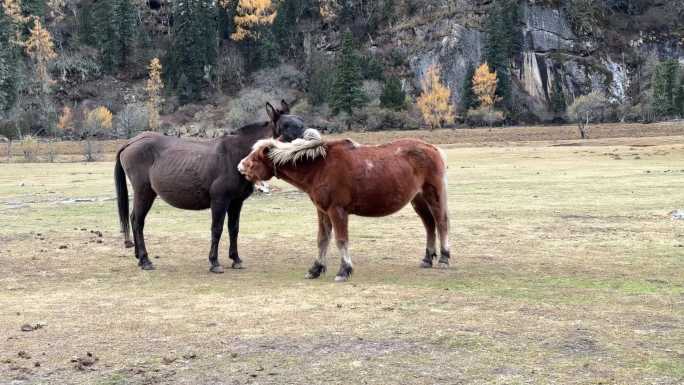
[{"left": 346, "top": 0, "right": 684, "bottom": 122}]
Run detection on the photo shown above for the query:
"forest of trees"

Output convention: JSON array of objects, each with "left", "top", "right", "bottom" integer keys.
[{"left": 0, "top": 0, "right": 683, "bottom": 143}]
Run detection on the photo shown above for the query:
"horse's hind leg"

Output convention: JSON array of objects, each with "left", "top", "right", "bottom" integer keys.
[
  {"left": 227, "top": 199, "right": 244, "bottom": 269},
  {"left": 423, "top": 182, "right": 451, "bottom": 269},
  {"left": 306, "top": 210, "right": 332, "bottom": 279},
  {"left": 411, "top": 194, "right": 437, "bottom": 268},
  {"left": 131, "top": 188, "right": 156, "bottom": 270},
  {"left": 328, "top": 208, "right": 353, "bottom": 282},
  {"left": 208, "top": 200, "right": 227, "bottom": 273}
]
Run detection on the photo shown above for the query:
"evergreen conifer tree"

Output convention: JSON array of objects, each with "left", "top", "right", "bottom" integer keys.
[
  {"left": 21, "top": 0, "right": 45, "bottom": 19},
  {"left": 483, "top": 0, "right": 521, "bottom": 109},
  {"left": 460, "top": 63, "right": 477, "bottom": 112},
  {"left": 273, "top": 0, "right": 299, "bottom": 57},
  {"left": 330, "top": 32, "right": 367, "bottom": 115},
  {"left": 0, "top": 6, "right": 19, "bottom": 114},
  {"left": 550, "top": 75, "right": 566, "bottom": 115},
  {"left": 169, "top": 0, "right": 218, "bottom": 103},
  {"left": 380, "top": 76, "right": 405, "bottom": 110},
  {"left": 652, "top": 59, "right": 680, "bottom": 117},
  {"left": 676, "top": 77, "right": 684, "bottom": 116},
  {"left": 112, "top": 0, "right": 137, "bottom": 69}
]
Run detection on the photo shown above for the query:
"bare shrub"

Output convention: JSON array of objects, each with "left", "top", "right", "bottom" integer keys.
[
  {"left": 215, "top": 45, "right": 246, "bottom": 94},
  {"left": 567, "top": 91, "right": 609, "bottom": 139},
  {"left": 466, "top": 107, "right": 505, "bottom": 127},
  {"left": 362, "top": 80, "right": 383, "bottom": 106},
  {"left": 20, "top": 135, "right": 39, "bottom": 162},
  {"left": 225, "top": 88, "right": 280, "bottom": 130},
  {"left": 362, "top": 105, "right": 421, "bottom": 131},
  {"left": 82, "top": 106, "right": 111, "bottom": 161},
  {"left": 252, "top": 64, "right": 305, "bottom": 92},
  {"left": 291, "top": 99, "right": 312, "bottom": 117},
  {"left": 51, "top": 50, "right": 101, "bottom": 84},
  {"left": 116, "top": 104, "right": 149, "bottom": 138}
]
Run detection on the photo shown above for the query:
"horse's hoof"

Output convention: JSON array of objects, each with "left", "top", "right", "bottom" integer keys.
[
  {"left": 334, "top": 275, "right": 349, "bottom": 283},
  {"left": 305, "top": 272, "right": 318, "bottom": 279},
  {"left": 420, "top": 260, "right": 433, "bottom": 268},
  {"left": 210, "top": 265, "right": 225, "bottom": 274},
  {"left": 437, "top": 262, "right": 449, "bottom": 269},
  {"left": 231, "top": 262, "right": 243, "bottom": 270},
  {"left": 140, "top": 263, "right": 155, "bottom": 271},
  {"left": 124, "top": 240, "right": 134, "bottom": 248}
]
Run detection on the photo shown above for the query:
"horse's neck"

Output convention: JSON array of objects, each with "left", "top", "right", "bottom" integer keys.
[
  {"left": 220, "top": 123, "right": 273, "bottom": 155},
  {"left": 239, "top": 122, "right": 273, "bottom": 141},
  {"left": 275, "top": 163, "right": 317, "bottom": 192}
]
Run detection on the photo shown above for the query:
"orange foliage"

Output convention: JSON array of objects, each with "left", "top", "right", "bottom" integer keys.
[
  {"left": 416, "top": 64, "right": 455, "bottom": 129},
  {"left": 57, "top": 106, "right": 73, "bottom": 132},
  {"left": 230, "top": 0, "right": 277, "bottom": 41},
  {"left": 145, "top": 58, "right": 164, "bottom": 131},
  {"left": 472, "top": 63, "right": 498, "bottom": 109}
]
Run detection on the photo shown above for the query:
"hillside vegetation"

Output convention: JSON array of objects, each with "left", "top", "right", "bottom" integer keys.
[{"left": 1, "top": 0, "right": 683, "bottom": 140}]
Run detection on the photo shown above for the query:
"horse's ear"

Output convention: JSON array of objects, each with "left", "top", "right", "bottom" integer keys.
[
  {"left": 280, "top": 99, "right": 290, "bottom": 114},
  {"left": 259, "top": 145, "right": 271, "bottom": 159},
  {"left": 266, "top": 102, "right": 279, "bottom": 122}
]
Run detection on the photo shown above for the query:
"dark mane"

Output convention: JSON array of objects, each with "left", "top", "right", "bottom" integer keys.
[{"left": 234, "top": 121, "right": 271, "bottom": 136}]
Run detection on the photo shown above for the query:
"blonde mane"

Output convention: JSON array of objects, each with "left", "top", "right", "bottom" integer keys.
[{"left": 252, "top": 129, "right": 327, "bottom": 166}]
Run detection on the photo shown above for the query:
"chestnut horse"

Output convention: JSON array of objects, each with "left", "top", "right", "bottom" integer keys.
[
  {"left": 237, "top": 132, "right": 450, "bottom": 282},
  {"left": 115, "top": 101, "right": 306, "bottom": 272}
]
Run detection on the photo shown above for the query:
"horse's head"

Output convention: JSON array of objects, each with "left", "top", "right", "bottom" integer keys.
[
  {"left": 238, "top": 129, "right": 324, "bottom": 183},
  {"left": 237, "top": 140, "right": 274, "bottom": 183},
  {"left": 266, "top": 100, "right": 306, "bottom": 142}
]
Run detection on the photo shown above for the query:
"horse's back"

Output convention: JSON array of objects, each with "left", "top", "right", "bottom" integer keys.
[
  {"left": 320, "top": 138, "right": 444, "bottom": 216},
  {"left": 327, "top": 138, "right": 444, "bottom": 172},
  {"left": 119, "top": 132, "right": 222, "bottom": 210}
]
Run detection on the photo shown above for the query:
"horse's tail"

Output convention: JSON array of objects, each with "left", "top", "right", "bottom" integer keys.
[
  {"left": 435, "top": 145, "right": 450, "bottom": 229},
  {"left": 434, "top": 145, "right": 448, "bottom": 188},
  {"left": 114, "top": 147, "right": 132, "bottom": 248}
]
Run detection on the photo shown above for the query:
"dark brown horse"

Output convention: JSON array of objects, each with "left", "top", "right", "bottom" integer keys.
[
  {"left": 237, "top": 132, "right": 451, "bottom": 282},
  {"left": 115, "top": 101, "right": 306, "bottom": 272}
]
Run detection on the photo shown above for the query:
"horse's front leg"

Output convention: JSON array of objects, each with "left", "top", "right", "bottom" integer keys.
[
  {"left": 227, "top": 199, "right": 244, "bottom": 269},
  {"left": 306, "top": 210, "right": 332, "bottom": 279},
  {"left": 208, "top": 200, "right": 227, "bottom": 273},
  {"left": 328, "top": 207, "right": 352, "bottom": 282}
]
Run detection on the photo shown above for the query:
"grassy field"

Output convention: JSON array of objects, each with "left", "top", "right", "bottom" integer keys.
[
  {"left": 4, "top": 121, "right": 684, "bottom": 162},
  {"left": 1, "top": 132, "right": 683, "bottom": 384}
]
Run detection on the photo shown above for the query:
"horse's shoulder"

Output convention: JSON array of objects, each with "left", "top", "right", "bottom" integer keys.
[{"left": 328, "top": 138, "right": 361, "bottom": 150}]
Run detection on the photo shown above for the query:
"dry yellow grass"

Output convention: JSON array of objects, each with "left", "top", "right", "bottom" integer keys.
[
  {"left": 4, "top": 121, "right": 684, "bottom": 163},
  {"left": 0, "top": 132, "right": 683, "bottom": 384}
]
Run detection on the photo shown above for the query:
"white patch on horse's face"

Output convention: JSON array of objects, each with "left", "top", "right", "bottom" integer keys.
[
  {"left": 238, "top": 143, "right": 272, "bottom": 182},
  {"left": 395, "top": 147, "right": 402, "bottom": 155},
  {"left": 365, "top": 160, "right": 374, "bottom": 171}
]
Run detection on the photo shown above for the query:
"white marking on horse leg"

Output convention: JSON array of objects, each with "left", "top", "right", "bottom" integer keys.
[
  {"left": 334, "top": 240, "right": 353, "bottom": 282},
  {"left": 337, "top": 240, "right": 352, "bottom": 267}
]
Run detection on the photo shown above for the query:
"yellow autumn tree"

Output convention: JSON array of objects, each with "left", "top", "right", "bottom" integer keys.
[
  {"left": 86, "top": 106, "right": 113, "bottom": 133},
  {"left": 416, "top": 64, "right": 455, "bottom": 130},
  {"left": 57, "top": 106, "right": 74, "bottom": 132},
  {"left": 318, "top": 0, "right": 339, "bottom": 22},
  {"left": 472, "top": 63, "right": 498, "bottom": 109},
  {"left": 145, "top": 58, "right": 163, "bottom": 131},
  {"left": 230, "top": 0, "right": 277, "bottom": 41},
  {"left": 2, "top": 0, "right": 27, "bottom": 28},
  {"left": 25, "top": 19, "right": 57, "bottom": 95}
]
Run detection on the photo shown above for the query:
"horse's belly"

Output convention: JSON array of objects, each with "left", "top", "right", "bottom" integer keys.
[
  {"left": 349, "top": 185, "right": 416, "bottom": 217},
  {"left": 150, "top": 165, "right": 211, "bottom": 210},
  {"left": 156, "top": 188, "right": 211, "bottom": 210},
  {"left": 347, "top": 163, "right": 417, "bottom": 216}
]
